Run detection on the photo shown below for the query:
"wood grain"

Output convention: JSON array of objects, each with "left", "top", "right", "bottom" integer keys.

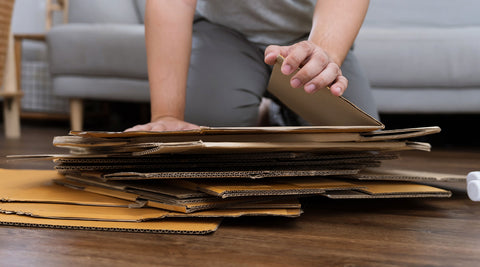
[{"left": 0, "top": 125, "right": 479, "bottom": 266}]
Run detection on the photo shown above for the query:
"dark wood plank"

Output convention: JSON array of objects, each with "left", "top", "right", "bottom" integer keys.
[{"left": 0, "top": 125, "right": 479, "bottom": 266}]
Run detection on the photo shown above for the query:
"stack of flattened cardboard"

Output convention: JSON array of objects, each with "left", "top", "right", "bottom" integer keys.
[{"left": 2, "top": 57, "right": 461, "bottom": 234}]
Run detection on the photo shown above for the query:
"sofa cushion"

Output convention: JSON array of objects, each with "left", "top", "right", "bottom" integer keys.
[
  {"left": 68, "top": 0, "right": 141, "bottom": 24},
  {"left": 53, "top": 76, "right": 150, "bottom": 102},
  {"left": 355, "top": 27, "right": 480, "bottom": 88},
  {"left": 363, "top": 0, "right": 480, "bottom": 27},
  {"left": 372, "top": 88, "right": 480, "bottom": 114},
  {"left": 47, "top": 24, "right": 147, "bottom": 79}
]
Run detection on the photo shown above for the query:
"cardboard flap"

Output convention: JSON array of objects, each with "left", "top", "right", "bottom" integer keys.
[
  {"left": 0, "top": 213, "right": 221, "bottom": 234},
  {"left": 267, "top": 56, "right": 384, "bottom": 129},
  {"left": 0, "top": 169, "right": 132, "bottom": 207}
]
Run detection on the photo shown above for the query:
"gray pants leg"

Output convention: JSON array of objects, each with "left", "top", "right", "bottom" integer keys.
[
  {"left": 185, "top": 20, "right": 270, "bottom": 126},
  {"left": 185, "top": 20, "right": 378, "bottom": 126}
]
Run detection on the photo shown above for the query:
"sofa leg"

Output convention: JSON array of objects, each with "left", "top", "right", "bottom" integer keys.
[
  {"left": 2, "top": 32, "right": 21, "bottom": 139},
  {"left": 70, "top": 98, "right": 83, "bottom": 131}
]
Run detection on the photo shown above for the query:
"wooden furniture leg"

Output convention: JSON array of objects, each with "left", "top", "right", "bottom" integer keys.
[
  {"left": 70, "top": 98, "right": 83, "bottom": 131},
  {"left": 2, "top": 33, "right": 22, "bottom": 139}
]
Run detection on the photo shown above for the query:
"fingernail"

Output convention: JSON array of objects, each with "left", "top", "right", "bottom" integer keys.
[
  {"left": 331, "top": 86, "right": 342, "bottom": 96},
  {"left": 305, "top": 83, "right": 316, "bottom": 93},
  {"left": 282, "top": 64, "right": 292, "bottom": 75},
  {"left": 291, "top": 78, "right": 301, "bottom": 88}
]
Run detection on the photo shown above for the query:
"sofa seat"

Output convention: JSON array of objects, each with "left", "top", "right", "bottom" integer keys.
[
  {"left": 354, "top": 0, "right": 480, "bottom": 114},
  {"left": 47, "top": 24, "right": 148, "bottom": 80},
  {"left": 355, "top": 27, "right": 480, "bottom": 113}
]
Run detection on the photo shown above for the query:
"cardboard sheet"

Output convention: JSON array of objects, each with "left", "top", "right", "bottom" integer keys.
[
  {"left": 170, "top": 178, "right": 365, "bottom": 198},
  {"left": 0, "top": 213, "right": 221, "bottom": 234},
  {"left": 54, "top": 178, "right": 300, "bottom": 213},
  {"left": 0, "top": 202, "right": 301, "bottom": 221},
  {"left": 0, "top": 169, "right": 132, "bottom": 206},
  {"left": 346, "top": 168, "right": 466, "bottom": 182},
  {"left": 352, "top": 181, "right": 452, "bottom": 196},
  {"left": 267, "top": 55, "right": 384, "bottom": 128},
  {"left": 77, "top": 168, "right": 360, "bottom": 181}
]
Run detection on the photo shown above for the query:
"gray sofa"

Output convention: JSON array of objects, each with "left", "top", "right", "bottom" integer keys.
[
  {"left": 47, "top": 0, "right": 480, "bottom": 130},
  {"left": 355, "top": 0, "right": 480, "bottom": 114},
  {"left": 47, "top": 0, "right": 149, "bottom": 130}
]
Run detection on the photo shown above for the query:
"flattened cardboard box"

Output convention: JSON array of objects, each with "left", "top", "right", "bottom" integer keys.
[
  {"left": 0, "top": 202, "right": 301, "bottom": 222},
  {"left": 55, "top": 177, "right": 302, "bottom": 213},
  {"left": 0, "top": 213, "right": 221, "bottom": 234},
  {"left": 0, "top": 169, "right": 221, "bottom": 234},
  {"left": 345, "top": 168, "right": 466, "bottom": 182},
  {"left": 0, "top": 169, "right": 132, "bottom": 206}
]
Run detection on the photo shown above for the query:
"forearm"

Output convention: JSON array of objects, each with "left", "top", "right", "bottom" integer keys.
[
  {"left": 145, "top": 0, "right": 196, "bottom": 121},
  {"left": 308, "top": 0, "right": 369, "bottom": 66}
]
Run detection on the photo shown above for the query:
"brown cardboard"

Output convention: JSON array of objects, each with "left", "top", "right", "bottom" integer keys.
[
  {"left": 169, "top": 178, "right": 366, "bottom": 198},
  {"left": 0, "top": 169, "right": 132, "bottom": 206},
  {"left": 0, "top": 213, "right": 221, "bottom": 234},
  {"left": 267, "top": 55, "right": 384, "bottom": 129},
  {"left": 322, "top": 190, "right": 451, "bottom": 199},
  {"left": 54, "top": 178, "right": 300, "bottom": 213},
  {"left": 352, "top": 181, "right": 452, "bottom": 196},
  {"left": 63, "top": 140, "right": 428, "bottom": 156},
  {"left": 0, "top": 202, "right": 302, "bottom": 221},
  {"left": 65, "top": 168, "right": 360, "bottom": 181},
  {"left": 345, "top": 168, "right": 466, "bottom": 182},
  {"left": 321, "top": 180, "right": 452, "bottom": 198}
]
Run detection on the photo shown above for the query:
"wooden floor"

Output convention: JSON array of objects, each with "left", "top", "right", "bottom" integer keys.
[{"left": 1, "top": 124, "right": 480, "bottom": 266}]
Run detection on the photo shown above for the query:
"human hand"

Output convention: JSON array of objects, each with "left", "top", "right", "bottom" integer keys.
[
  {"left": 124, "top": 116, "right": 200, "bottom": 132},
  {"left": 264, "top": 40, "right": 347, "bottom": 96}
]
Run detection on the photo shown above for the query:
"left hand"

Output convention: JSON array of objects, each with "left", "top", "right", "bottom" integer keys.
[{"left": 264, "top": 40, "right": 347, "bottom": 96}]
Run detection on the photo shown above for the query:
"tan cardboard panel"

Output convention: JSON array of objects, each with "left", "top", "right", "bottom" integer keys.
[
  {"left": 100, "top": 169, "right": 359, "bottom": 180},
  {"left": 131, "top": 141, "right": 418, "bottom": 156},
  {"left": 347, "top": 168, "right": 465, "bottom": 182},
  {"left": 64, "top": 175, "right": 209, "bottom": 199},
  {"left": 267, "top": 55, "right": 384, "bottom": 129},
  {"left": 360, "top": 126, "right": 441, "bottom": 142},
  {"left": 0, "top": 213, "right": 221, "bottom": 234},
  {"left": 54, "top": 132, "right": 364, "bottom": 147},
  {"left": 171, "top": 178, "right": 366, "bottom": 198},
  {"left": 322, "top": 190, "right": 452, "bottom": 199},
  {"left": 352, "top": 181, "right": 452, "bottom": 196},
  {"left": 0, "top": 169, "right": 132, "bottom": 207},
  {"left": 54, "top": 178, "right": 297, "bottom": 214},
  {"left": 0, "top": 202, "right": 301, "bottom": 221},
  {"left": 69, "top": 125, "right": 384, "bottom": 138}
]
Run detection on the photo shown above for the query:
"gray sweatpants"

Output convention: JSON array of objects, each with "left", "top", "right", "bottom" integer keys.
[{"left": 184, "top": 19, "right": 379, "bottom": 126}]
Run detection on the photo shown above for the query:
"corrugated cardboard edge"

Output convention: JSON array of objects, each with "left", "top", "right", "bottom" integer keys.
[
  {"left": 322, "top": 190, "right": 452, "bottom": 199},
  {"left": 0, "top": 214, "right": 221, "bottom": 234}
]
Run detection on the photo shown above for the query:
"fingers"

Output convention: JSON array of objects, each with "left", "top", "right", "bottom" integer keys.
[
  {"left": 330, "top": 75, "right": 348, "bottom": 96},
  {"left": 266, "top": 41, "right": 348, "bottom": 96},
  {"left": 264, "top": 45, "right": 288, "bottom": 65},
  {"left": 124, "top": 124, "right": 152, "bottom": 132},
  {"left": 124, "top": 118, "right": 200, "bottom": 132}
]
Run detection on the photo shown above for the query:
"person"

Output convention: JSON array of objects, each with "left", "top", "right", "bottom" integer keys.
[{"left": 126, "top": 0, "right": 378, "bottom": 132}]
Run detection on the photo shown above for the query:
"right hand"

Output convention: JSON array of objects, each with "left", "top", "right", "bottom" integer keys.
[{"left": 124, "top": 116, "right": 200, "bottom": 132}]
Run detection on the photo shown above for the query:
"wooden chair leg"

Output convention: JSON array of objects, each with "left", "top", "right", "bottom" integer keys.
[
  {"left": 70, "top": 98, "right": 83, "bottom": 131},
  {"left": 3, "top": 96, "right": 21, "bottom": 138},
  {"left": 2, "top": 33, "right": 21, "bottom": 139}
]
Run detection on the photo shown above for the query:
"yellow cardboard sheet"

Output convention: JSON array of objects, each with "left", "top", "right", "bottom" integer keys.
[
  {"left": 353, "top": 181, "right": 452, "bottom": 196},
  {"left": 0, "top": 169, "right": 132, "bottom": 206},
  {"left": 171, "top": 178, "right": 365, "bottom": 198},
  {"left": 0, "top": 213, "right": 221, "bottom": 234},
  {"left": 54, "top": 178, "right": 301, "bottom": 214},
  {"left": 349, "top": 168, "right": 465, "bottom": 182},
  {"left": 0, "top": 202, "right": 301, "bottom": 221}
]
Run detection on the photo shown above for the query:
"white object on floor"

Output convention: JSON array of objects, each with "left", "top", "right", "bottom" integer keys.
[{"left": 467, "top": 171, "right": 480, "bottom": 201}]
